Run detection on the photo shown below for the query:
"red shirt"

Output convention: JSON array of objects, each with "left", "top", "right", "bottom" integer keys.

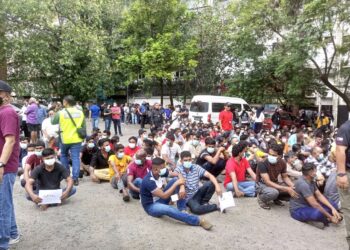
[
  {"left": 127, "top": 160, "right": 152, "bottom": 179},
  {"left": 219, "top": 110, "right": 233, "bottom": 131},
  {"left": 224, "top": 157, "right": 250, "bottom": 187},
  {"left": 124, "top": 146, "right": 140, "bottom": 157},
  {"left": 111, "top": 106, "right": 121, "bottom": 120},
  {"left": 26, "top": 154, "right": 43, "bottom": 170}
]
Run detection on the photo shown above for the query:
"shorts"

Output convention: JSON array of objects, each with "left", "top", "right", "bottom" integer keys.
[{"left": 27, "top": 123, "right": 39, "bottom": 132}]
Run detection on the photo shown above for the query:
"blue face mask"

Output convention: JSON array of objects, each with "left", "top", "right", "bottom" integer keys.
[
  {"left": 317, "top": 153, "right": 324, "bottom": 161},
  {"left": 159, "top": 168, "right": 167, "bottom": 176},
  {"left": 183, "top": 161, "right": 192, "bottom": 169},
  {"left": 117, "top": 152, "right": 124, "bottom": 159},
  {"left": 88, "top": 143, "right": 95, "bottom": 149},
  {"left": 135, "top": 159, "right": 143, "bottom": 165},
  {"left": 268, "top": 155, "right": 278, "bottom": 164},
  {"left": 35, "top": 151, "right": 42, "bottom": 157},
  {"left": 105, "top": 145, "right": 111, "bottom": 153},
  {"left": 207, "top": 147, "right": 215, "bottom": 154}
]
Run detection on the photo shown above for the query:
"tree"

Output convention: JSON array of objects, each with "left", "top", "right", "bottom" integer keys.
[{"left": 228, "top": 0, "right": 350, "bottom": 111}]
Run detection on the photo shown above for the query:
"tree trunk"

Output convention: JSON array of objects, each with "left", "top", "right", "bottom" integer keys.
[
  {"left": 168, "top": 80, "right": 174, "bottom": 107},
  {"left": 321, "top": 75, "right": 350, "bottom": 112},
  {"left": 0, "top": 12, "right": 6, "bottom": 81},
  {"left": 159, "top": 78, "right": 164, "bottom": 106}
]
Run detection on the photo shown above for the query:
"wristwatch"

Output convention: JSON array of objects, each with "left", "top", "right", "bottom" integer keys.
[
  {"left": 0, "top": 162, "right": 5, "bottom": 168},
  {"left": 337, "top": 173, "right": 347, "bottom": 177}
]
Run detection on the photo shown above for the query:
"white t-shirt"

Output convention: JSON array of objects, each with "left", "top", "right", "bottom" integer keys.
[
  {"left": 41, "top": 117, "right": 59, "bottom": 140},
  {"left": 170, "top": 112, "right": 180, "bottom": 129},
  {"left": 161, "top": 142, "right": 182, "bottom": 163},
  {"left": 255, "top": 112, "right": 265, "bottom": 123}
]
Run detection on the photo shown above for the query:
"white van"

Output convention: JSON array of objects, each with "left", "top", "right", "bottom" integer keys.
[{"left": 189, "top": 95, "right": 251, "bottom": 124}]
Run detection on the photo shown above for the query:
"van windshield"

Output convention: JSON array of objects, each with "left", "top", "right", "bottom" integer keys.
[
  {"left": 190, "top": 101, "right": 209, "bottom": 112},
  {"left": 212, "top": 103, "right": 242, "bottom": 112}
]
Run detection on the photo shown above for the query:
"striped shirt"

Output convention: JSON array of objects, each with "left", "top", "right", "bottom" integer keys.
[{"left": 174, "top": 164, "right": 206, "bottom": 199}]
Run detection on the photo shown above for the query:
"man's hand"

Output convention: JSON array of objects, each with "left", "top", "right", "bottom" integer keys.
[
  {"left": 235, "top": 190, "right": 244, "bottom": 198},
  {"left": 219, "top": 147, "right": 226, "bottom": 153},
  {"left": 179, "top": 186, "right": 186, "bottom": 199},
  {"left": 286, "top": 187, "right": 299, "bottom": 198},
  {"left": 216, "top": 186, "right": 223, "bottom": 197},
  {"left": 337, "top": 175, "right": 349, "bottom": 190},
  {"left": 329, "top": 215, "right": 340, "bottom": 224},
  {"left": 31, "top": 194, "right": 43, "bottom": 204},
  {"left": 0, "top": 167, "right": 3, "bottom": 183},
  {"left": 61, "top": 191, "right": 69, "bottom": 201},
  {"left": 114, "top": 174, "right": 120, "bottom": 181},
  {"left": 331, "top": 208, "right": 342, "bottom": 222},
  {"left": 177, "top": 177, "right": 185, "bottom": 186}
]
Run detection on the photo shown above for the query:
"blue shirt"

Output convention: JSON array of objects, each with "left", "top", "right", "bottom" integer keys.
[
  {"left": 89, "top": 105, "right": 100, "bottom": 118},
  {"left": 174, "top": 164, "right": 206, "bottom": 199},
  {"left": 140, "top": 171, "right": 164, "bottom": 209},
  {"left": 288, "top": 134, "right": 297, "bottom": 147},
  {"left": 164, "top": 108, "right": 172, "bottom": 119}
]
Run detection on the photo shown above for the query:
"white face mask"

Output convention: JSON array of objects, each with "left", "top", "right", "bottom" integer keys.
[
  {"left": 20, "top": 143, "right": 28, "bottom": 149},
  {"left": 207, "top": 147, "right": 215, "bottom": 154},
  {"left": 146, "top": 156, "right": 152, "bottom": 161},
  {"left": 44, "top": 158, "right": 56, "bottom": 166},
  {"left": 129, "top": 143, "right": 136, "bottom": 149},
  {"left": 27, "top": 151, "right": 35, "bottom": 157}
]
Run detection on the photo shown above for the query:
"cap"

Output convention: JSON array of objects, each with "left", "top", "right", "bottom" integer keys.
[{"left": 0, "top": 80, "right": 12, "bottom": 93}]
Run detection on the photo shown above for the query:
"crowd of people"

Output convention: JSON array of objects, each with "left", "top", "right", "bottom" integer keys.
[{"left": 0, "top": 80, "right": 349, "bottom": 249}]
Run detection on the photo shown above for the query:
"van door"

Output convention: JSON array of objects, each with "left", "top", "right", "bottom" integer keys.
[{"left": 189, "top": 101, "right": 209, "bottom": 122}]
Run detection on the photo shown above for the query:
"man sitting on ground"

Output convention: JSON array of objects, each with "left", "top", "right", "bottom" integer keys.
[
  {"left": 140, "top": 157, "right": 213, "bottom": 230},
  {"left": 290, "top": 163, "right": 342, "bottom": 229},
  {"left": 173, "top": 151, "right": 222, "bottom": 215},
  {"left": 127, "top": 149, "right": 152, "bottom": 199},
  {"left": 183, "top": 132, "right": 204, "bottom": 160},
  {"left": 224, "top": 141, "right": 256, "bottom": 197},
  {"left": 89, "top": 138, "right": 113, "bottom": 183},
  {"left": 80, "top": 136, "right": 98, "bottom": 177},
  {"left": 256, "top": 143, "right": 299, "bottom": 209},
  {"left": 161, "top": 132, "right": 182, "bottom": 170},
  {"left": 25, "top": 148, "right": 76, "bottom": 210},
  {"left": 124, "top": 136, "right": 140, "bottom": 158},
  {"left": 22, "top": 140, "right": 45, "bottom": 188}
]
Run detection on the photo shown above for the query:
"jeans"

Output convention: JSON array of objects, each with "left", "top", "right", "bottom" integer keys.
[
  {"left": 144, "top": 178, "right": 200, "bottom": 226},
  {"left": 131, "top": 113, "right": 137, "bottom": 124},
  {"left": 291, "top": 201, "right": 338, "bottom": 225},
  {"left": 129, "top": 178, "right": 143, "bottom": 199},
  {"left": 0, "top": 173, "right": 18, "bottom": 250},
  {"left": 104, "top": 118, "right": 112, "bottom": 132},
  {"left": 60, "top": 142, "right": 82, "bottom": 181},
  {"left": 202, "top": 159, "right": 226, "bottom": 177},
  {"left": 254, "top": 122, "right": 263, "bottom": 133},
  {"left": 226, "top": 181, "right": 256, "bottom": 197},
  {"left": 112, "top": 119, "right": 122, "bottom": 135},
  {"left": 179, "top": 181, "right": 217, "bottom": 215},
  {"left": 338, "top": 171, "right": 350, "bottom": 247},
  {"left": 91, "top": 117, "right": 99, "bottom": 130}
]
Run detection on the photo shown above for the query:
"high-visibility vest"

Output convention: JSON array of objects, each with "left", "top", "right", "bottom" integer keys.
[{"left": 59, "top": 107, "right": 85, "bottom": 144}]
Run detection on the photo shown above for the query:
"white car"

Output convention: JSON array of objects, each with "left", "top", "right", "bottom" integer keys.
[{"left": 189, "top": 95, "right": 251, "bottom": 124}]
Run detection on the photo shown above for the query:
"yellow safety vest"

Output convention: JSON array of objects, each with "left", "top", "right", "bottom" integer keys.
[{"left": 59, "top": 107, "right": 85, "bottom": 144}]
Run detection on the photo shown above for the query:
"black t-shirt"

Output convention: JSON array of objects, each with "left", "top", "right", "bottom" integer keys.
[
  {"left": 336, "top": 120, "right": 350, "bottom": 169},
  {"left": 81, "top": 146, "right": 98, "bottom": 165},
  {"left": 104, "top": 108, "right": 112, "bottom": 119},
  {"left": 196, "top": 149, "right": 215, "bottom": 166},
  {"left": 90, "top": 150, "right": 113, "bottom": 169},
  {"left": 30, "top": 163, "right": 69, "bottom": 190}
]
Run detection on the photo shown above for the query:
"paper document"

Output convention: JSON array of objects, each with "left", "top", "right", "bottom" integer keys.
[
  {"left": 218, "top": 191, "right": 235, "bottom": 212},
  {"left": 38, "top": 189, "right": 62, "bottom": 205},
  {"left": 171, "top": 194, "right": 179, "bottom": 202}
]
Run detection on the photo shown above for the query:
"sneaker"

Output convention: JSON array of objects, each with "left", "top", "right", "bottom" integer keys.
[
  {"left": 199, "top": 218, "right": 213, "bottom": 230},
  {"left": 123, "top": 195, "right": 130, "bottom": 202},
  {"left": 257, "top": 195, "right": 271, "bottom": 210},
  {"left": 73, "top": 179, "right": 79, "bottom": 186},
  {"left": 306, "top": 221, "right": 325, "bottom": 230},
  {"left": 273, "top": 200, "right": 285, "bottom": 207},
  {"left": 9, "top": 235, "right": 20, "bottom": 245}
]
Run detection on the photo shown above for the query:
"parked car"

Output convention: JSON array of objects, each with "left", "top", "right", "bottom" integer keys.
[{"left": 263, "top": 111, "right": 299, "bottom": 130}]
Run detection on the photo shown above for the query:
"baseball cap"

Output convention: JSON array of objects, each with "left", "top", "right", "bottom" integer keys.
[{"left": 0, "top": 80, "right": 12, "bottom": 93}]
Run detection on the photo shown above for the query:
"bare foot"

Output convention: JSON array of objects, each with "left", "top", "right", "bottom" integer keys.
[
  {"left": 39, "top": 205, "right": 49, "bottom": 211},
  {"left": 91, "top": 175, "right": 100, "bottom": 183}
]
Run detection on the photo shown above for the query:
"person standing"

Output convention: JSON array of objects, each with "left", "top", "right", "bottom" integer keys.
[
  {"left": 0, "top": 80, "right": 20, "bottom": 249},
  {"left": 111, "top": 102, "right": 123, "bottom": 136},
  {"left": 150, "top": 103, "right": 163, "bottom": 133},
  {"left": 253, "top": 106, "right": 265, "bottom": 134},
  {"left": 103, "top": 104, "right": 112, "bottom": 132},
  {"left": 25, "top": 97, "right": 39, "bottom": 143},
  {"left": 335, "top": 119, "right": 350, "bottom": 248},
  {"left": 218, "top": 103, "right": 233, "bottom": 132},
  {"left": 19, "top": 101, "right": 30, "bottom": 138},
  {"left": 138, "top": 101, "right": 148, "bottom": 129},
  {"left": 52, "top": 95, "right": 86, "bottom": 186},
  {"left": 271, "top": 109, "right": 281, "bottom": 130},
  {"left": 89, "top": 101, "right": 100, "bottom": 131}
]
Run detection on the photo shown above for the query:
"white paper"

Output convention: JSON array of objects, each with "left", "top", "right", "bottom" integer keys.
[
  {"left": 38, "top": 189, "right": 62, "bottom": 205},
  {"left": 218, "top": 191, "right": 235, "bottom": 212},
  {"left": 171, "top": 194, "right": 179, "bottom": 202}
]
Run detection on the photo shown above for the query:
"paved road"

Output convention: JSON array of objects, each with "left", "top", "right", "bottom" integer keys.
[{"left": 11, "top": 121, "right": 348, "bottom": 250}]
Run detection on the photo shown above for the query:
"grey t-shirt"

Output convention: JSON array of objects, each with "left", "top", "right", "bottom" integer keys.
[{"left": 289, "top": 176, "right": 317, "bottom": 212}]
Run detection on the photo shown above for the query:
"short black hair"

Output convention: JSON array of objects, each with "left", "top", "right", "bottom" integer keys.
[
  {"left": 20, "top": 136, "right": 29, "bottom": 142},
  {"left": 103, "top": 130, "right": 111, "bottom": 136},
  {"left": 143, "top": 139, "right": 154, "bottom": 148},
  {"left": 110, "top": 135, "right": 119, "bottom": 144},
  {"left": 152, "top": 157, "right": 165, "bottom": 166},
  {"left": 27, "top": 143, "right": 36, "bottom": 149},
  {"left": 98, "top": 138, "right": 110, "bottom": 147},
  {"left": 35, "top": 140, "right": 45, "bottom": 148},
  {"left": 205, "top": 137, "right": 216, "bottom": 146},
  {"left": 180, "top": 151, "right": 192, "bottom": 159},
  {"left": 240, "top": 134, "right": 249, "bottom": 141},
  {"left": 63, "top": 95, "right": 76, "bottom": 106},
  {"left": 115, "top": 143, "right": 124, "bottom": 151},
  {"left": 166, "top": 132, "right": 175, "bottom": 141},
  {"left": 231, "top": 141, "right": 248, "bottom": 157},
  {"left": 145, "top": 147, "right": 154, "bottom": 156},
  {"left": 128, "top": 136, "right": 137, "bottom": 143},
  {"left": 269, "top": 143, "right": 283, "bottom": 156},
  {"left": 42, "top": 148, "right": 55, "bottom": 157},
  {"left": 302, "top": 163, "right": 316, "bottom": 176}
]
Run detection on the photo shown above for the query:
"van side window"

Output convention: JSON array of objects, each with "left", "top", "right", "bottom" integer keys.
[
  {"left": 190, "top": 102, "right": 209, "bottom": 112},
  {"left": 212, "top": 103, "right": 225, "bottom": 112}
]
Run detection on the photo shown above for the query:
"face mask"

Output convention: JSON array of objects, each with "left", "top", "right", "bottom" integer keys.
[
  {"left": 245, "top": 152, "right": 250, "bottom": 158},
  {"left": 135, "top": 159, "right": 143, "bottom": 165},
  {"left": 265, "top": 138, "right": 270, "bottom": 142},
  {"left": 105, "top": 145, "right": 111, "bottom": 152},
  {"left": 44, "top": 158, "right": 55, "bottom": 166},
  {"left": 35, "top": 151, "right": 42, "bottom": 157},
  {"left": 88, "top": 143, "right": 95, "bottom": 149},
  {"left": 207, "top": 147, "right": 215, "bottom": 154},
  {"left": 249, "top": 137, "right": 255, "bottom": 140},
  {"left": 317, "top": 154, "right": 324, "bottom": 161},
  {"left": 166, "top": 141, "right": 171, "bottom": 147},
  {"left": 175, "top": 108, "right": 180, "bottom": 112},
  {"left": 117, "top": 152, "right": 124, "bottom": 159},
  {"left": 27, "top": 151, "right": 35, "bottom": 157},
  {"left": 223, "top": 143, "right": 227, "bottom": 147},
  {"left": 146, "top": 156, "right": 152, "bottom": 161},
  {"left": 20, "top": 143, "right": 28, "bottom": 149},
  {"left": 267, "top": 155, "right": 278, "bottom": 164},
  {"left": 159, "top": 168, "right": 167, "bottom": 176},
  {"left": 183, "top": 161, "right": 192, "bottom": 169},
  {"left": 192, "top": 140, "right": 199, "bottom": 146},
  {"left": 101, "top": 136, "right": 108, "bottom": 139},
  {"left": 129, "top": 143, "right": 136, "bottom": 149},
  {"left": 312, "top": 176, "right": 317, "bottom": 182}
]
